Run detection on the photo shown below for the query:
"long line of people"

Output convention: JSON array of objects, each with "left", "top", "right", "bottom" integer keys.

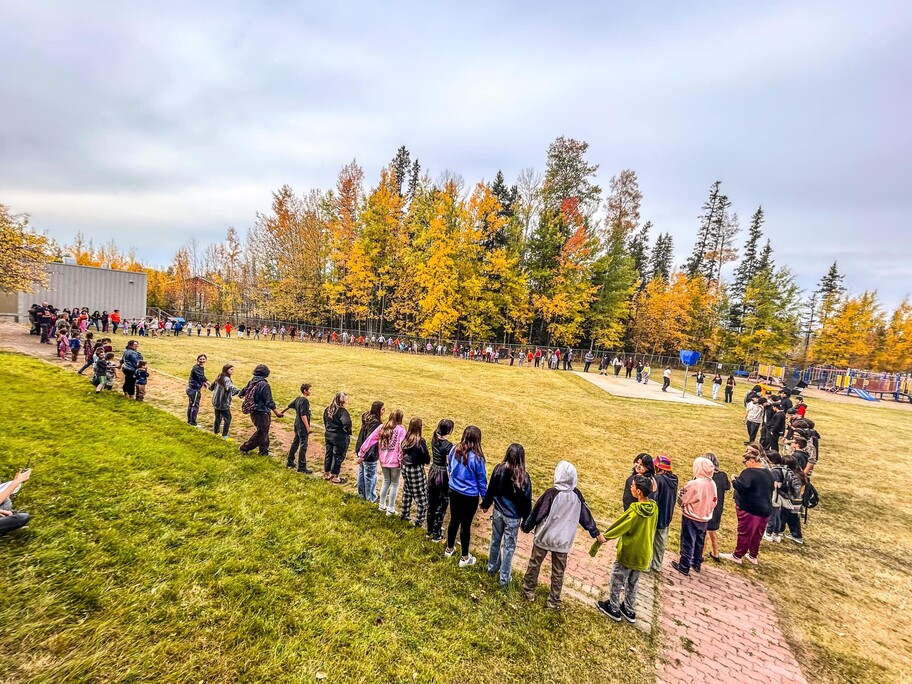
[{"left": 12, "top": 317, "right": 820, "bottom": 624}]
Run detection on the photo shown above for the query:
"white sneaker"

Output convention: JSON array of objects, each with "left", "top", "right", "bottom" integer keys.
[
  {"left": 745, "top": 554, "right": 759, "bottom": 565},
  {"left": 762, "top": 533, "right": 773, "bottom": 542},
  {"left": 458, "top": 555, "right": 477, "bottom": 568},
  {"left": 444, "top": 547, "right": 456, "bottom": 558},
  {"left": 773, "top": 534, "right": 782, "bottom": 543},
  {"left": 784, "top": 534, "right": 804, "bottom": 545},
  {"left": 378, "top": 504, "right": 387, "bottom": 513},
  {"left": 386, "top": 509, "right": 395, "bottom": 517},
  {"left": 719, "top": 553, "right": 742, "bottom": 564}
]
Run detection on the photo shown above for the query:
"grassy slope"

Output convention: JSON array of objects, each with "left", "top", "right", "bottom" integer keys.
[
  {"left": 135, "top": 335, "right": 912, "bottom": 683},
  {"left": 0, "top": 352, "right": 652, "bottom": 684}
]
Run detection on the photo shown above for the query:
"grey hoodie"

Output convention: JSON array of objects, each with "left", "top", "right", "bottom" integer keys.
[{"left": 521, "top": 461, "right": 600, "bottom": 554}]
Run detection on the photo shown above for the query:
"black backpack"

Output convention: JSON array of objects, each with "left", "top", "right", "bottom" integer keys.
[{"left": 802, "top": 481, "right": 819, "bottom": 521}]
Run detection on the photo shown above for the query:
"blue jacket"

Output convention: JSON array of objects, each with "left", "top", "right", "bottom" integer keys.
[{"left": 447, "top": 447, "right": 488, "bottom": 498}]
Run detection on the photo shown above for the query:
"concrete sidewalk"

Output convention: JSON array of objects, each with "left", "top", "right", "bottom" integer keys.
[{"left": 573, "top": 371, "right": 721, "bottom": 407}]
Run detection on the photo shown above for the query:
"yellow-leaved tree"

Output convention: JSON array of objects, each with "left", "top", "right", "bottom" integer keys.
[{"left": 0, "top": 204, "right": 55, "bottom": 293}]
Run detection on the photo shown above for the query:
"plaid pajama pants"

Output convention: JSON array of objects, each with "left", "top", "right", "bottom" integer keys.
[{"left": 400, "top": 464, "right": 428, "bottom": 524}]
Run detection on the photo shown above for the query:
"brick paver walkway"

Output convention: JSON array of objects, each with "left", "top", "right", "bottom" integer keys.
[
  {"left": 656, "top": 561, "right": 807, "bottom": 683},
  {"left": 1, "top": 322, "right": 808, "bottom": 684}
]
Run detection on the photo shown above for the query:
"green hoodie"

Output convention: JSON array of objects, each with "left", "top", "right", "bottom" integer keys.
[{"left": 603, "top": 500, "right": 658, "bottom": 571}]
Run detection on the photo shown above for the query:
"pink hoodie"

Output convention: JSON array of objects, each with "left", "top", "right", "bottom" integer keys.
[
  {"left": 358, "top": 424, "right": 406, "bottom": 468},
  {"left": 678, "top": 457, "right": 718, "bottom": 522}
]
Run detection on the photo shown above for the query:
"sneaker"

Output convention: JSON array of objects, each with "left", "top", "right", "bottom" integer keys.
[
  {"left": 458, "top": 555, "right": 477, "bottom": 568},
  {"left": 692, "top": 564, "right": 702, "bottom": 574},
  {"left": 671, "top": 561, "right": 690, "bottom": 576},
  {"left": 745, "top": 554, "right": 759, "bottom": 565},
  {"left": 773, "top": 534, "right": 782, "bottom": 543},
  {"left": 719, "top": 553, "right": 742, "bottom": 564},
  {"left": 430, "top": 535, "right": 443, "bottom": 544},
  {"left": 386, "top": 509, "right": 395, "bottom": 517},
  {"left": 762, "top": 533, "right": 774, "bottom": 542},
  {"left": 297, "top": 468, "right": 314, "bottom": 475},
  {"left": 596, "top": 600, "right": 622, "bottom": 622},
  {"left": 195, "top": 424, "right": 207, "bottom": 429},
  {"left": 238, "top": 447, "right": 250, "bottom": 455},
  {"left": 444, "top": 547, "right": 456, "bottom": 558},
  {"left": 619, "top": 604, "right": 636, "bottom": 624},
  {"left": 784, "top": 534, "right": 804, "bottom": 545},
  {"left": 378, "top": 505, "right": 387, "bottom": 513}
]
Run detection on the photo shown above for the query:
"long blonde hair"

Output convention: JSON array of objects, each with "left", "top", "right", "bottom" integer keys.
[
  {"left": 379, "top": 409, "right": 404, "bottom": 449},
  {"left": 326, "top": 391, "right": 348, "bottom": 418}
]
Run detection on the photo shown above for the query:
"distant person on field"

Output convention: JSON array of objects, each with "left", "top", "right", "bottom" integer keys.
[
  {"left": 583, "top": 350, "right": 594, "bottom": 373},
  {"left": 238, "top": 364, "right": 282, "bottom": 456},
  {"left": 322, "top": 392, "right": 352, "bottom": 484},
  {"left": 521, "top": 460, "right": 605, "bottom": 611},
  {"left": 613, "top": 355, "right": 623, "bottom": 376},
  {"left": 445, "top": 425, "right": 488, "bottom": 568},
  {"left": 672, "top": 456, "right": 717, "bottom": 576},
  {"left": 625, "top": 357, "right": 634, "bottom": 378},
  {"left": 426, "top": 419, "right": 455, "bottom": 543},
  {"left": 650, "top": 454, "right": 678, "bottom": 572},
  {"left": 721, "top": 443, "right": 775, "bottom": 566},
  {"left": 635, "top": 361, "right": 643, "bottom": 382},
  {"left": 695, "top": 370, "right": 705, "bottom": 397},
  {"left": 481, "top": 443, "right": 533, "bottom": 587},
  {"left": 0, "top": 468, "right": 32, "bottom": 536},
  {"left": 744, "top": 396, "right": 765, "bottom": 444},
  {"left": 704, "top": 453, "right": 730, "bottom": 562},
  {"left": 642, "top": 363, "right": 651, "bottom": 384},
  {"left": 598, "top": 354, "right": 609, "bottom": 375},
  {"left": 662, "top": 366, "right": 671, "bottom": 392},
  {"left": 355, "top": 401, "right": 384, "bottom": 502},
  {"left": 596, "top": 474, "right": 657, "bottom": 623}
]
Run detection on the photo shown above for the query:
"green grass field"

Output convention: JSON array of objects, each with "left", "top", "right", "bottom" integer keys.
[
  {"left": 3, "top": 333, "right": 912, "bottom": 683},
  {"left": 0, "top": 352, "right": 652, "bottom": 684}
]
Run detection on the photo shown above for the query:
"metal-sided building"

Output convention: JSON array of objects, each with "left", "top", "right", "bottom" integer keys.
[{"left": 0, "top": 262, "right": 148, "bottom": 321}]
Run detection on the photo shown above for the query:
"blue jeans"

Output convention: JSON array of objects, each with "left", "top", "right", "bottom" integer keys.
[
  {"left": 358, "top": 460, "right": 378, "bottom": 503},
  {"left": 487, "top": 509, "right": 521, "bottom": 585}
]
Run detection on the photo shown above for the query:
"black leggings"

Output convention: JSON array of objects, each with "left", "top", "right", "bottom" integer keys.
[
  {"left": 724, "top": 386, "right": 734, "bottom": 403},
  {"left": 447, "top": 490, "right": 479, "bottom": 556},
  {"left": 214, "top": 409, "right": 232, "bottom": 436},
  {"left": 122, "top": 368, "right": 136, "bottom": 396}
]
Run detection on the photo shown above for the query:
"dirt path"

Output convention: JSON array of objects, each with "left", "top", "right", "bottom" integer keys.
[{"left": 0, "top": 322, "right": 809, "bottom": 683}]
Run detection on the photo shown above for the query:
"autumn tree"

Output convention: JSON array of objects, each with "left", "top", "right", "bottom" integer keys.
[
  {"left": 0, "top": 204, "right": 54, "bottom": 293},
  {"left": 874, "top": 299, "right": 912, "bottom": 372},
  {"left": 810, "top": 291, "right": 884, "bottom": 367},
  {"left": 731, "top": 266, "right": 802, "bottom": 365}
]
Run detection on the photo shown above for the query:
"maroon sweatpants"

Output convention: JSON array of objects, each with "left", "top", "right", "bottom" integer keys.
[
  {"left": 241, "top": 412, "right": 272, "bottom": 455},
  {"left": 734, "top": 507, "right": 770, "bottom": 559}
]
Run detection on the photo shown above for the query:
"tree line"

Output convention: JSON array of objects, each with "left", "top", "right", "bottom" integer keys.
[{"left": 4, "top": 136, "right": 910, "bottom": 371}]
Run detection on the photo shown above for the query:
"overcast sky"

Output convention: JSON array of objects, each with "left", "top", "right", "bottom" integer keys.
[{"left": 1, "top": 1, "right": 909, "bottom": 307}]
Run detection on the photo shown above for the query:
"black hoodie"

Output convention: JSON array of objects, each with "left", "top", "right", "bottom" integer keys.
[{"left": 654, "top": 471, "right": 679, "bottom": 529}]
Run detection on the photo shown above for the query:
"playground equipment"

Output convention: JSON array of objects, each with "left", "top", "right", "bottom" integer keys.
[{"left": 794, "top": 365, "right": 912, "bottom": 403}]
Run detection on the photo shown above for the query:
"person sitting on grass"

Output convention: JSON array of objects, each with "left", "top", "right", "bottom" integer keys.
[
  {"left": 481, "top": 443, "right": 533, "bottom": 587},
  {"left": 596, "top": 474, "right": 658, "bottom": 623},
  {"left": 521, "top": 460, "right": 606, "bottom": 611},
  {"left": 0, "top": 468, "right": 32, "bottom": 536},
  {"left": 671, "top": 456, "right": 717, "bottom": 576}
]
